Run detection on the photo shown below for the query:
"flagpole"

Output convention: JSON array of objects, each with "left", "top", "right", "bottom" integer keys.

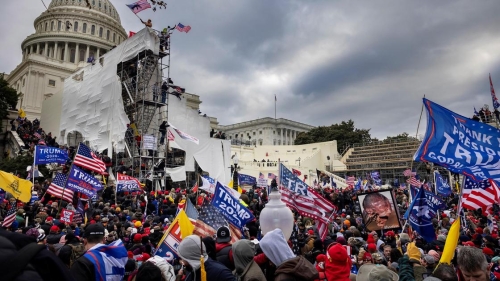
[
  {"left": 32, "top": 146, "right": 36, "bottom": 191},
  {"left": 274, "top": 94, "right": 277, "bottom": 121}
]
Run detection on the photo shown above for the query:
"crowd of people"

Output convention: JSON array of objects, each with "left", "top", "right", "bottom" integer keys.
[{"left": 0, "top": 167, "right": 499, "bottom": 281}]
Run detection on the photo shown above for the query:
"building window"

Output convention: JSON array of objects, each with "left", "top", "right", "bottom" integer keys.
[
  {"left": 99, "top": 0, "right": 101, "bottom": 7},
  {"left": 113, "top": 33, "right": 116, "bottom": 43},
  {"left": 23, "top": 79, "right": 25, "bottom": 86},
  {"left": 45, "top": 22, "right": 48, "bottom": 31},
  {"left": 74, "top": 21, "right": 78, "bottom": 32},
  {"left": 92, "top": 0, "right": 95, "bottom": 5},
  {"left": 253, "top": 132, "right": 256, "bottom": 135},
  {"left": 58, "top": 21, "right": 62, "bottom": 31},
  {"left": 48, "top": 79, "right": 56, "bottom": 87},
  {"left": 60, "top": 48, "right": 65, "bottom": 60},
  {"left": 82, "top": 23, "right": 87, "bottom": 33},
  {"left": 51, "top": 21, "right": 54, "bottom": 30},
  {"left": 259, "top": 131, "right": 262, "bottom": 134},
  {"left": 70, "top": 48, "right": 76, "bottom": 63},
  {"left": 99, "top": 27, "right": 103, "bottom": 37},
  {"left": 79, "top": 49, "right": 85, "bottom": 62},
  {"left": 91, "top": 25, "right": 95, "bottom": 35},
  {"left": 106, "top": 30, "right": 110, "bottom": 40}
]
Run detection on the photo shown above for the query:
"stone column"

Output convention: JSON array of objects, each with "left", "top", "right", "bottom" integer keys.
[
  {"left": 37, "top": 43, "right": 40, "bottom": 54},
  {"left": 96, "top": 48, "right": 100, "bottom": 58},
  {"left": 280, "top": 128, "right": 283, "bottom": 145},
  {"left": 29, "top": 45, "right": 33, "bottom": 54},
  {"left": 54, "top": 42, "right": 58, "bottom": 59},
  {"left": 86, "top": 45, "right": 90, "bottom": 60},
  {"left": 75, "top": 43, "right": 80, "bottom": 63},
  {"left": 64, "top": 42, "right": 69, "bottom": 62},
  {"left": 44, "top": 42, "right": 48, "bottom": 56}
]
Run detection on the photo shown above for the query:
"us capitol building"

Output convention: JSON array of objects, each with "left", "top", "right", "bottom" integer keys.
[
  {"left": 5, "top": 0, "right": 127, "bottom": 121},
  {"left": 4, "top": 0, "right": 315, "bottom": 148}
]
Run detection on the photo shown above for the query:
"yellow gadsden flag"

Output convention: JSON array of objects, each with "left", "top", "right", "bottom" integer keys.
[
  {"left": 439, "top": 217, "right": 460, "bottom": 264},
  {"left": 0, "top": 170, "right": 32, "bottom": 203},
  {"left": 176, "top": 209, "right": 194, "bottom": 239},
  {"left": 18, "top": 108, "right": 26, "bottom": 118}
]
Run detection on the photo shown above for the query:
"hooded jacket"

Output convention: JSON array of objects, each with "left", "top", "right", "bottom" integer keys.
[
  {"left": 178, "top": 235, "right": 235, "bottom": 281},
  {"left": 260, "top": 229, "right": 318, "bottom": 281},
  {"left": 232, "top": 240, "right": 266, "bottom": 281}
]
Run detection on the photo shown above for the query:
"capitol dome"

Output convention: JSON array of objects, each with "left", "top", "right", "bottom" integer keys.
[{"left": 8, "top": 0, "right": 128, "bottom": 121}]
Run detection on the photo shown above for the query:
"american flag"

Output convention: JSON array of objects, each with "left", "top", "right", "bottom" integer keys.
[
  {"left": 47, "top": 173, "right": 74, "bottom": 202},
  {"left": 172, "top": 86, "right": 185, "bottom": 93},
  {"left": 259, "top": 172, "right": 264, "bottom": 179},
  {"left": 185, "top": 199, "right": 198, "bottom": 223},
  {"left": 176, "top": 23, "right": 191, "bottom": 33},
  {"left": 490, "top": 74, "right": 500, "bottom": 109},
  {"left": 268, "top": 173, "right": 276, "bottom": 180},
  {"left": 74, "top": 143, "right": 106, "bottom": 174},
  {"left": 126, "top": 0, "right": 151, "bottom": 14},
  {"left": 461, "top": 176, "right": 500, "bottom": 211},
  {"left": 167, "top": 129, "right": 175, "bottom": 141},
  {"left": 33, "top": 132, "right": 41, "bottom": 139},
  {"left": 192, "top": 200, "right": 240, "bottom": 244},
  {"left": 403, "top": 169, "right": 416, "bottom": 177},
  {"left": 292, "top": 169, "right": 301, "bottom": 176},
  {"left": 346, "top": 176, "right": 355, "bottom": 187},
  {"left": 2, "top": 203, "right": 17, "bottom": 228},
  {"left": 407, "top": 176, "right": 422, "bottom": 187}
]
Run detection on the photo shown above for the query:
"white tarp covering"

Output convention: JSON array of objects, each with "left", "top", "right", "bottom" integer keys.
[
  {"left": 165, "top": 166, "right": 186, "bottom": 182},
  {"left": 59, "top": 28, "right": 160, "bottom": 152},
  {"left": 165, "top": 96, "right": 231, "bottom": 184}
]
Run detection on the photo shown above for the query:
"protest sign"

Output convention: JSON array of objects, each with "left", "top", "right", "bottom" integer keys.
[{"left": 60, "top": 209, "right": 74, "bottom": 224}]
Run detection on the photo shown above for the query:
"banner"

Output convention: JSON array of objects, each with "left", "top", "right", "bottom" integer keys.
[
  {"left": 212, "top": 182, "right": 254, "bottom": 229},
  {"left": 238, "top": 174, "right": 256, "bottom": 186},
  {"left": 408, "top": 187, "right": 438, "bottom": 242},
  {"left": 155, "top": 217, "right": 183, "bottom": 262},
  {"left": 434, "top": 171, "right": 452, "bottom": 197},
  {"left": 60, "top": 208, "right": 74, "bottom": 223},
  {"left": 414, "top": 98, "right": 500, "bottom": 183},
  {"left": 0, "top": 170, "right": 32, "bottom": 203},
  {"left": 168, "top": 122, "right": 199, "bottom": 145},
  {"left": 142, "top": 134, "right": 157, "bottom": 150},
  {"left": 201, "top": 175, "right": 216, "bottom": 194},
  {"left": 409, "top": 185, "right": 446, "bottom": 211},
  {"left": 279, "top": 163, "right": 308, "bottom": 196},
  {"left": 66, "top": 166, "right": 103, "bottom": 197},
  {"left": 34, "top": 146, "right": 69, "bottom": 165},
  {"left": 116, "top": 173, "right": 141, "bottom": 191}
]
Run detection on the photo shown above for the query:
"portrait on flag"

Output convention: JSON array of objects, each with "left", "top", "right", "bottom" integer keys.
[{"left": 357, "top": 190, "right": 401, "bottom": 231}]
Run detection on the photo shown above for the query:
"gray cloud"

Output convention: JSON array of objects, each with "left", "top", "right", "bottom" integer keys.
[{"left": 3, "top": 0, "right": 500, "bottom": 141}]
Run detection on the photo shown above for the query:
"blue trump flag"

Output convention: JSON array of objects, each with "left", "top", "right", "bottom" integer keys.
[
  {"left": 408, "top": 187, "right": 438, "bottom": 242},
  {"left": 238, "top": 173, "right": 256, "bottom": 186},
  {"left": 280, "top": 163, "right": 308, "bottom": 196},
  {"left": 371, "top": 171, "right": 382, "bottom": 186},
  {"left": 211, "top": 182, "right": 254, "bottom": 229},
  {"left": 34, "top": 146, "right": 69, "bottom": 165},
  {"left": 414, "top": 98, "right": 500, "bottom": 183},
  {"left": 434, "top": 171, "right": 452, "bottom": 196},
  {"left": 66, "top": 165, "right": 103, "bottom": 197}
]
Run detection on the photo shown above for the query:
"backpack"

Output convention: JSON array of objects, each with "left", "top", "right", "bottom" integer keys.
[{"left": 68, "top": 243, "right": 86, "bottom": 267}]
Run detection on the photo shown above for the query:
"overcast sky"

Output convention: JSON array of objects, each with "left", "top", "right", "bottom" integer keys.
[{"left": 2, "top": 0, "right": 500, "bottom": 139}]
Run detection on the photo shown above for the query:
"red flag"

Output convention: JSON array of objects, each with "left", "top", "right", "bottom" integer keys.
[
  {"left": 129, "top": 31, "right": 136, "bottom": 37},
  {"left": 192, "top": 183, "right": 198, "bottom": 193},
  {"left": 292, "top": 168, "right": 301, "bottom": 176}
]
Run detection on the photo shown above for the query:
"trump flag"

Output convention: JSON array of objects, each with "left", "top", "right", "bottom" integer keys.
[{"left": 414, "top": 98, "right": 500, "bottom": 184}]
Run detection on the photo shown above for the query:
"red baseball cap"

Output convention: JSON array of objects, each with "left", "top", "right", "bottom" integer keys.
[{"left": 462, "top": 241, "right": 475, "bottom": 247}]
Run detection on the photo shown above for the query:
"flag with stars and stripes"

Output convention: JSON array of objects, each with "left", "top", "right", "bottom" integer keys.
[
  {"left": 185, "top": 199, "right": 198, "bottom": 223},
  {"left": 2, "top": 203, "right": 17, "bottom": 228},
  {"left": 74, "top": 143, "right": 106, "bottom": 174},
  {"left": 192, "top": 199, "right": 240, "bottom": 243},
  {"left": 461, "top": 176, "right": 500, "bottom": 212},
  {"left": 47, "top": 173, "right": 74, "bottom": 202}
]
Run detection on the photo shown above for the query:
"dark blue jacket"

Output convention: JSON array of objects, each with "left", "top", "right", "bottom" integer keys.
[{"left": 184, "top": 257, "right": 235, "bottom": 281}]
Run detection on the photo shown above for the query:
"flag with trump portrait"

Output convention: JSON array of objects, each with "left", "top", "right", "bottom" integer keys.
[{"left": 414, "top": 98, "right": 500, "bottom": 184}]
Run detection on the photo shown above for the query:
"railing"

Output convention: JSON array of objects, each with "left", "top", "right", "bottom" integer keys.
[{"left": 352, "top": 138, "right": 421, "bottom": 148}]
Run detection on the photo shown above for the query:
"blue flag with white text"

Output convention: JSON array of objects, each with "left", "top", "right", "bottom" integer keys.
[
  {"left": 211, "top": 182, "right": 254, "bottom": 229},
  {"left": 408, "top": 187, "right": 438, "bottom": 242},
  {"left": 66, "top": 165, "right": 103, "bottom": 197},
  {"left": 434, "top": 171, "right": 452, "bottom": 196},
  {"left": 34, "top": 146, "right": 69, "bottom": 165},
  {"left": 414, "top": 98, "right": 500, "bottom": 184},
  {"left": 238, "top": 174, "right": 256, "bottom": 185}
]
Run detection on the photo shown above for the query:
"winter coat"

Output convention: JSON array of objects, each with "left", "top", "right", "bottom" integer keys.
[{"left": 274, "top": 256, "right": 319, "bottom": 281}]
